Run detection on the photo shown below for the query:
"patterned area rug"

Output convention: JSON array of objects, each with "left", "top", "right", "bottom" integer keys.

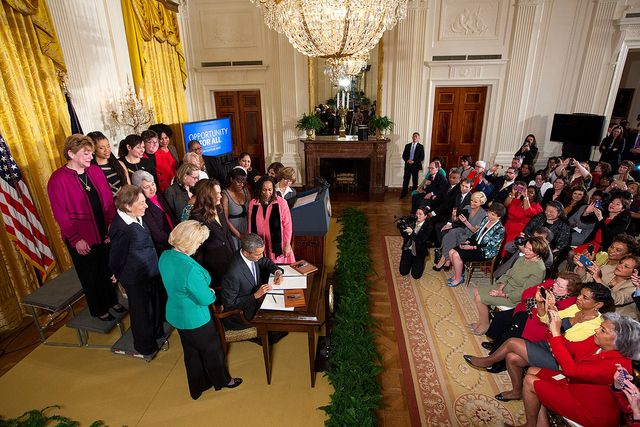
[{"left": 381, "top": 235, "right": 527, "bottom": 427}]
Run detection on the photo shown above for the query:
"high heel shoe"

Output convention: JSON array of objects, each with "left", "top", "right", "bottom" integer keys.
[
  {"left": 463, "top": 355, "right": 485, "bottom": 369},
  {"left": 432, "top": 264, "right": 445, "bottom": 272},
  {"left": 223, "top": 378, "right": 243, "bottom": 389}
]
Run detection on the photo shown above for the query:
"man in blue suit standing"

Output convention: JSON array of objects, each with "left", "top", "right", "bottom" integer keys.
[{"left": 400, "top": 132, "right": 425, "bottom": 199}]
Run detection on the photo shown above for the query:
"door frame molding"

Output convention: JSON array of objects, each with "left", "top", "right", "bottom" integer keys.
[{"left": 424, "top": 60, "right": 508, "bottom": 166}]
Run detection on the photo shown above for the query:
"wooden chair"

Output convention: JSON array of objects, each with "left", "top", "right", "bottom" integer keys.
[
  {"left": 463, "top": 237, "right": 506, "bottom": 287},
  {"left": 212, "top": 306, "right": 258, "bottom": 355}
]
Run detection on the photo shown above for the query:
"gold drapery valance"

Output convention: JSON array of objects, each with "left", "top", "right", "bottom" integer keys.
[
  {"left": 0, "top": 0, "right": 72, "bottom": 332},
  {"left": 121, "top": 0, "right": 188, "bottom": 128}
]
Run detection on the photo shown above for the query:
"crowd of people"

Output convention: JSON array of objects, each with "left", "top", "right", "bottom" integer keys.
[
  {"left": 47, "top": 129, "right": 300, "bottom": 400},
  {"left": 398, "top": 123, "right": 640, "bottom": 427}
]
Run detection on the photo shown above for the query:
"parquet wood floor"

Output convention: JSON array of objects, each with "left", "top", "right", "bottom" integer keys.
[{"left": 0, "top": 189, "right": 414, "bottom": 425}]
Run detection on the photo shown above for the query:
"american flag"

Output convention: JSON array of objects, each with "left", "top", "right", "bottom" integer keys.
[{"left": 0, "top": 134, "right": 55, "bottom": 277}]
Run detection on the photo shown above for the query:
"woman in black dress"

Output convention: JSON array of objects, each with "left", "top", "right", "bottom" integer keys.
[
  {"left": 118, "top": 134, "right": 157, "bottom": 182},
  {"left": 88, "top": 131, "right": 129, "bottom": 198}
]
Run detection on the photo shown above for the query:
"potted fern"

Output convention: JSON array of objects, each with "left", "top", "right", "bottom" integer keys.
[
  {"left": 368, "top": 115, "right": 394, "bottom": 140},
  {"left": 296, "top": 113, "right": 324, "bottom": 140},
  {"left": 326, "top": 98, "right": 337, "bottom": 108}
]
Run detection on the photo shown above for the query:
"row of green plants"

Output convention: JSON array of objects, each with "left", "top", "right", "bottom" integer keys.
[
  {"left": 320, "top": 207, "right": 382, "bottom": 426},
  {"left": 296, "top": 113, "right": 394, "bottom": 133},
  {"left": 0, "top": 406, "right": 105, "bottom": 427}
]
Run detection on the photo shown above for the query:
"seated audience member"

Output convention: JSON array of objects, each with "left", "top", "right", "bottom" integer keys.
[
  {"left": 149, "top": 123, "right": 179, "bottom": 168},
  {"left": 611, "top": 160, "right": 636, "bottom": 186},
  {"left": 611, "top": 365, "right": 640, "bottom": 427},
  {"left": 248, "top": 176, "right": 295, "bottom": 263},
  {"left": 190, "top": 179, "right": 236, "bottom": 289},
  {"left": 220, "top": 233, "right": 287, "bottom": 343},
  {"left": 579, "top": 233, "right": 639, "bottom": 267},
  {"left": 398, "top": 207, "right": 432, "bottom": 279},
  {"left": 554, "top": 157, "right": 592, "bottom": 189},
  {"left": 464, "top": 284, "right": 622, "bottom": 419},
  {"left": 456, "top": 155, "right": 474, "bottom": 179},
  {"left": 529, "top": 170, "right": 552, "bottom": 197},
  {"left": 164, "top": 163, "right": 200, "bottom": 222},
  {"left": 516, "top": 162, "right": 535, "bottom": 183},
  {"left": 517, "top": 201, "right": 571, "bottom": 257},
  {"left": 118, "top": 134, "right": 157, "bottom": 183},
  {"left": 183, "top": 152, "right": 209, "bottom": 180},
  {"left": 266, "top": 162, "right": 284, "bottom": 179},
  {"left": 502, "top": 183, "right": 543, "bottom": 256},
  {"left": 109, "top": 185, "right": 165, "bottom": 356},
  {"left": 221, "top": 168, "right": 249, "bottom": 251},
  {"left": 515, "top": 134, "right": 538, "bottom": 165},
  {"left": 477, "top": 166, "right": 518, "bottom": 205},
  {"left": 275, "top": 166, "right": 297, "bottom": 205},
  {"left": 432, "top": 191, "right": 487, "bottom": 271},
  {"left": 467, "top": 236, "right": 548, "bottom": 335},
  {"left": 540, "top": 176, "right": 568, "bottom": 206},
  {"left": 483, "top": 271, "right": 581, "bottom": 372},
  {"left": 590, "top": 161, "right": 612, "bottom": 189},
  {"left": 627, "top": 181, "right": 640, "bottom": 235},
  {"left": 569, "top": 191, "right": 605, "bottom": 246},
  {"left": 411, "top": 162, "right": 448, "bottom": 213},
  {"left": 543, "top": 156, "right": 561, "bottom": 182},
  {"left": 159, "top": 221, "right": 242, "bottom": 399},
  {"left": 600, "top": 124, "right": 626, "bottom": 171},
  {"left": 562, "top": 185, "right": 589, "bottom": 219},
  {"left": 569, "top": 195, "right": 631, "bottom": 263},
  {"left": 509, "top": 313, "right": 639, "bottom": 427},
  {"left": 445, "top": 202, "right": 506, "bottom": 287},
  {"left": 511, "top": 156, "right": 523, "bottom": 171},
  {"left": 88, "top": 131, "right": 129, "bottom": 198},
  {"left": 576, "top": 253, "right": 640, "bottom": 320},
  {"left": 493, "top": 227, "right": 554, "bottom": 278},
  {"left": 429, "top": 176, "right": 471, "bottom": 243},
  {"left": 131, "top": 170, "right": 176, "bottom": 256},
  {"left": 142, "top": 129, "right": 175, "bottom": 194},
  {"left": 588, "top": 174, "right": 612, "bottom": 197}
]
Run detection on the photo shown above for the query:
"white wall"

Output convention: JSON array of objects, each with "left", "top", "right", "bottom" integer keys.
[{"left": 46, "top": 0, "right": 134, "bottom": 151}]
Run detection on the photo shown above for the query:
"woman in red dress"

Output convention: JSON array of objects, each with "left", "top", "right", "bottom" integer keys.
[{"left": 502, "top": 183, "right": 542, "bottom": 256}]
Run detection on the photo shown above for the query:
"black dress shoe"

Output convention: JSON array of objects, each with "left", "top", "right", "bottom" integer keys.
[
  {"left": 112, "top": 305, "right": 127, "bottom": 314},
  {"left": 463, "top": 355, "right": 484, "bottom": 369},
  {"left": 98, "top": 313, "right": 115, "bottom": 322},
  {"left": 224, "top": 378, "right": 243, "bottom": 389},
  {"left": 433, "top": 248, "right": 442, "bottom": 264},
  {"left": 494, "top": 392, "right": 521, "bottom": 402},
  {"left": 487, "top": 360, "right": 507, "bottom": 374},
  {"left": 432, "top": 265, "right": 444, "bottom": 272},
  {"left": 481, "top": 341, "right": 494, "bottom": 351}
]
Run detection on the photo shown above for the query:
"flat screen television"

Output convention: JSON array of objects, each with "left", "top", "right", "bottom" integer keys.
[
  {"left": 549, "top": 113, "right": 606, "bottom": 146},
  {"left": 182, "top": 117, "right": 233, "bottom": 156}
]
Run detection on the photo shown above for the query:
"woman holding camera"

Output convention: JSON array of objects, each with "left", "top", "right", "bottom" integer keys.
[
  {"left": 445, "top": 202, "right": 506, "bottom": 287},
  {"left": 397, "top": 207, "right": 431, "bottom": 279},
  {"left": 502, "top": 182, "right": 543, "bottom": 256},
  {"left": 467, "top": 235, "right": 548, "bottom": 334},
  {"left": 515, "top": 134, "right": 538, "bottom": 164},
  {"left": 571, "top": 196, "right": 631, "bottom": 258}
]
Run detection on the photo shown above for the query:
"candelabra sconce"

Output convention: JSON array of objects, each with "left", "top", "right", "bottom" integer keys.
[
  {"left": 337, "top": 105, "right": 348, "bottom": 139},
  {"left": 108, "top": 78, "right": 154, "bottom": 135}
]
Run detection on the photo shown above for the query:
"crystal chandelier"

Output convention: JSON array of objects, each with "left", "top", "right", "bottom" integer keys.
[
  {"left": 252, "top": 0, "right": 408, "bottom": 80},
  {"left": 324, "top": 53, "right": 369, "bottom": 83},
  {"left": 108, "top": 78, "right": 154, "bottom": 134}
]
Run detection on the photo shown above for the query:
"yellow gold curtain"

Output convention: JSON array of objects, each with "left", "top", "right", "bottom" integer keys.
[
  {"left": 121, "top": 0, "right": 188, "bottom": 133},
  {"left": 0, "top": 0, "right": 72, "bottom": 332}
]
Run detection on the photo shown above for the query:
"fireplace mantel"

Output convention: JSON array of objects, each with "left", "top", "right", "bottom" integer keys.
[{"left": 302, "top": 137, "right": 389, "bottom": 194}]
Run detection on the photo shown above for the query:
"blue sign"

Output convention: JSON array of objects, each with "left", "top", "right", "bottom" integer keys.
[{"left": 182, "top": 117, "right": 233, "bottom": 156}]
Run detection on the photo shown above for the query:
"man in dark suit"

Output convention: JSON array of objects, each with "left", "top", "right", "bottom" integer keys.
[
  {"left": 400, "top": 132, "right": 425, "bottom": 198},
  {"left": 430, "top": 177, "right": 473, "bottom": 244},
  {"left": 482, "top": 166, "right": 518, "bottom": 206},
  {"left": 411, "top": 162, "right": 449, "bottom": 213},
  {"left": 220, "top": 234, "right": 287, "bottom": 344}
]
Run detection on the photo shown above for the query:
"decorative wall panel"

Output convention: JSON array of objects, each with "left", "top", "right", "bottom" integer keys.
[
  {"left": 200, "top": 11, "right": 257, "bottom": 49},
  {"left": 439, "top": 0, "right": 501, "bottom": 41}
]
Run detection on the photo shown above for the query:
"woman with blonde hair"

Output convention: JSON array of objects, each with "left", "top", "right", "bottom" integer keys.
[
  {"left": 275, "top": 166, "right": 297, "bottom": 203},
  {"left": 160, "top": 220, "right": 241, "bottom": 399}
]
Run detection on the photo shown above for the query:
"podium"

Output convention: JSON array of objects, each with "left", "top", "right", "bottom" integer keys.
[{"left": 290, "top": 187, "right": 331, "bottom": 265}]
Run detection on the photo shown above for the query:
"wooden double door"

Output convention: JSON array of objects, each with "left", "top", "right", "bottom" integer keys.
[
  {"left": 214, "top": 90, "right": 265, "bottom": 173},
  {"left": 429, "top": 87, "right": 487, "bottom": 172}
]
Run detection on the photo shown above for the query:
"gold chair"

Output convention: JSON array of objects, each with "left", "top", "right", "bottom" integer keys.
[
  {"left": 463, "top": 237, "right": 505, "bottom": 287},
  {"left": 212, "top": 307, "right": 258, "bottom": 355}
]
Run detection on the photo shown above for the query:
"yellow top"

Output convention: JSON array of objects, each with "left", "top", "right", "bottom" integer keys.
[{"left": 538, "top": 304, "right": 602, "bottom": 342}]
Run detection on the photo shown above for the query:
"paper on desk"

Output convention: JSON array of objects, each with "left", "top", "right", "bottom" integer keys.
[
  {"left": 278, "top": 265, "right": 301, "bottom": 276},
  {"left": 293, "top": 193, "right": 317, "bottom": 209},
  {"left": 261, "top": 293, "right": 295, "bottom": 311},
  {"left": 268, "top": 274, "right": 307, "bottom": 289}
]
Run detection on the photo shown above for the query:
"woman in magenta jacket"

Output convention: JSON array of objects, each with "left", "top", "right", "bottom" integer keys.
[{"left": 47, "top": 134, "right": 123, "bottom": 321}]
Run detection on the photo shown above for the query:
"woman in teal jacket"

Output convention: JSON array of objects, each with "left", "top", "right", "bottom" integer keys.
[{"left": 159, "top": 220, "right": 242, "bottom": 400}]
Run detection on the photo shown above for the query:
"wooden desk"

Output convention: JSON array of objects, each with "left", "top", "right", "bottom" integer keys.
[{"left": 251, "top": 266, "right": 327, "bottom": 387}]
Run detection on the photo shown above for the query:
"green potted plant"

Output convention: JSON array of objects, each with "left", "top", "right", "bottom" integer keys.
[
  {"left": 368, "top": 115, "right": 394, "bottom": 140},
  {"left": 360, "top": 96, "right": 371, "bottom": 109},
  {"left": 296, "top": 113, "right": 324, "bottom": 140},
  {"left": 326, "top": 98, "right": 336, "bottom": 108}
]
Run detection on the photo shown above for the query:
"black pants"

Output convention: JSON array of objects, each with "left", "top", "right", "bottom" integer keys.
[
  {"left": 66, "top": 241, "right": 117, "bottom": 317},
  {"left": 401, "top": 165, "right": 419, "bottom": 196},
  {"left": 485, "top": 309, "right": 528, "bottom": 353},
  {"left": 399, "top": 250, "right": 426, "bottom": 279},
  {"left": 178, "top": 318, "right": 231, "bottom": 400},
  {"left": 121, "top": 275, "right": 165, "bottom": 355}
]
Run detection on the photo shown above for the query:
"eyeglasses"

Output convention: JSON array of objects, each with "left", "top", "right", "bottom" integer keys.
[{"left": 234, "top": 178, "right": 247, "bottom": 183}]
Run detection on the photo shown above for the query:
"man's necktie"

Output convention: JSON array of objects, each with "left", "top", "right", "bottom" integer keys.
[
  {"left": 410, "top": 143, "right": 415, "bottom": 161},
  {"left": 252, "top": 261, "right": 258, "bottom": 286}
]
